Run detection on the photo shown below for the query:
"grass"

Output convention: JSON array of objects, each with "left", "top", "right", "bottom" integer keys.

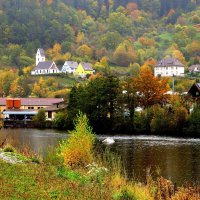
[
  {"left": 1, "top": 114, "right": 200, "bottom": 199},
  {"left": 1, "top": 149, "right": 200, "bottom": 199},
  {"left": 0, "top": 160, "right": 113, "bottom": 200}
]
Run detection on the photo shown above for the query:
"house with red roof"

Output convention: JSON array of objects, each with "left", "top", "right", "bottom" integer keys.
[{"left": 0, "top": 98, "right": 65, "bottom": 127}]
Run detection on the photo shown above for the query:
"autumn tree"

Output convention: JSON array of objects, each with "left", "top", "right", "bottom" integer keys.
[
  {"left": 9, "top": 78, "right": 25, "bottom": 97},
  {"left": 113, "top": 40, "right": 137, "bottom": 67},
  {"left": 134, "top": 66, "right": 169, "bottom": 108},
  {"left": 76, "top": 44, "right": 93, "bottom": 58}
]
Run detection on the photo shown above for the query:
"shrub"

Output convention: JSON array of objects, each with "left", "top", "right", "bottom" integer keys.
[
  {"left": 3, "top": 144, "right": 16, "bottom": 153},
  {"left": 185, "top": 105, "right": 200, "bottom": 134},
  {"left": 58, "top": 112, "right": 95, "bottom": 169},
  {"left": 32, "top": 109, "right": 46, "bottom": 128}
]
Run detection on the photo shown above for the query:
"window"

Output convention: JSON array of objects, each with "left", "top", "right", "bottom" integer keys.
[{"left": 48, "top": 111, "right": 52, "bottom": 119}]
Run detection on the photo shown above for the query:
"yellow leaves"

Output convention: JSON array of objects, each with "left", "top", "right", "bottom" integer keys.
[
  {"left": 59, "top": 113, "right": 95, "bottom": 169},
  {"left": 22, "top": 66, "right": 33, "bottom": 75},
  {"left": 31, "top": 77, "right": 60, "bottom": 98},
  {"left": 47, "top": 43, "right": 61, "bottom": 59},
  {"left": 9, "top": 77, "right": 25, "bottom": 97},
  {"left": 76, "top": 44, "right": 93, "bottom": 58},
  {"left": 76, "top": 32, "right": 85, "bottom": 46}
]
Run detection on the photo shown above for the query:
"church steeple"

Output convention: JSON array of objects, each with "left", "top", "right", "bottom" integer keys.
[{"left": 36, "top": 48, "right": 45, "bottom": 66}]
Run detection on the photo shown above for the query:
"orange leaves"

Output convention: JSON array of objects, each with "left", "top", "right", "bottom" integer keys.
[
  {"left": 138, "top": 37, "right": 156, "bottom": 47},
  {"left": 134, "top": 66, "right": 169, "bottom": 108}
]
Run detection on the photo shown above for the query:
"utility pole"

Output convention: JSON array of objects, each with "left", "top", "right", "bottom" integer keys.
[{"left": 172, "top": 74, "right": 175, "bottom": 95}]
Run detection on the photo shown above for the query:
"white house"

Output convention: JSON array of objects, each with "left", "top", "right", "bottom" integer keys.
[
  {"left": 188, "top": 64, "right": 200, "bottom": 74},
  {"left": 36, "top": 48, "right": 46, "bottom": 66},
  {"left": 61, "top": 61, "right": 78, "bottom": 74},
  {"left": 31, "top": 61, "right": 60, "bottom": 75},
  {"left": 154, "top": 58, "right": 184, "bottom": 77}
]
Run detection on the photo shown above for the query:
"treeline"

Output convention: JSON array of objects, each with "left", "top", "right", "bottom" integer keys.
[
  {"left": 50, "top": 68, "right": 199, "bottom": 135},
  {"left": 0, "top": 0, "right": 200, "bottom": 70}
]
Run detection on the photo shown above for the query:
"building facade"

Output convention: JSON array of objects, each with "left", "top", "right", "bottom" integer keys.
[{"left": 154, "top": 58, "right": 184, "bottom": 77}]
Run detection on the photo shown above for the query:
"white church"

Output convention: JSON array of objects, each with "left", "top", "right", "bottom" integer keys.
[{"left": 31, "top": 48, "right": 60, "bottom": 75}]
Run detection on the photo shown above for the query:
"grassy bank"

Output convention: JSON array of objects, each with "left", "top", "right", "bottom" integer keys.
[{"left": 0, "top": 113, "right": 200, "bottom": 200}]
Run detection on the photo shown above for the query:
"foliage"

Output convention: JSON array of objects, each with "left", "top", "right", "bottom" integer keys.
[
  {"left": 68, "top": 75, "right": 119, "bottom": 132},
  {"left": 59, "top": 113, "right": 95, "bottom": 168},
  {"left": 185, "top": 104, "right": 200, "bottom": 135},
  {"left": 53, "top": 111, "right": 70, "bottom": 130},
  {"left": 134, "top": 66, "right": 169, "bottom": 108},
  {"left": 32, "top": 109, "right": 46, "bottom": 128}
]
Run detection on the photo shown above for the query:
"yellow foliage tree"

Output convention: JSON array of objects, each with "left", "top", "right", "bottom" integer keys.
[
  {"left": 59, "top": 113, "right": 95, "bottom": 168},
  {"left": 76, "top": 44, "right": 93, "bottom": 58},
  {"left": 76, "top": 32, "right": 85, "bottom": 45},
  {"left": 9, "top": 78, "right": 24, "bottom": 97}
]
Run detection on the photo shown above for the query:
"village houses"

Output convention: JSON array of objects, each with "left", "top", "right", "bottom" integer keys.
[
  {"left": 154, "top": 57, "right": 185, "bottom": 77},
  {"left": 31, "top": 49, "right": 94, "bottom": 77},
  {"left": 31, "top": 48, "right": 61, "bottom": 75}
]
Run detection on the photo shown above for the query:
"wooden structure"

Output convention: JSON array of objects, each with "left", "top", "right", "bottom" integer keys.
[{"left": 188, "top": 83, "right": 200, "bottom": 98}]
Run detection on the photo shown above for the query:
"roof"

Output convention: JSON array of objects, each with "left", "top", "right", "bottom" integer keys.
[
  {"left": 0, "top": 98, "right": 64, "bottom": 106},
  {"left": 44, "top": 105, "right": 66, "bottom": 111},
  {"left": 37, "top": 48, "right": 45, "bottom": 57},
  {"left": 63, "top": 61, "right": 78, "bottom": 69},
  {"left": 155, "top": 58, "right": 184, "bottom": 67},
  {"left": 188, "top": 65, "right": 200, "bottom": 72},
  {"left": 34, "top": 61, "right": 55, "bottom": 70},
  {"left": 188, "top": 83, "right": 200, "bottom": 96},
  {"left": 80, "top": 62, "right": 93, "bottom": 71}
]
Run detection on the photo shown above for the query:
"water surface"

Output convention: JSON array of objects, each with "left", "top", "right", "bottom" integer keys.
[{"left": 1, "top": 128, "right": 200, "bottom": 185}]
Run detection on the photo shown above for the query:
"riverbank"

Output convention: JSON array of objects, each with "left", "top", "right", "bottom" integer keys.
[{"left": 0, "top": 149, "right": 200, "bottom": 200}]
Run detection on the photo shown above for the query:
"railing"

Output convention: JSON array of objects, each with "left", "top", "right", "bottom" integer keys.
[{"left": 3, "top": 119, "right": 34, "bottom": 128}]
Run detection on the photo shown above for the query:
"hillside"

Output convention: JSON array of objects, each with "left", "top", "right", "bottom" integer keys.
[{"left": 0, "top": 0, "right": 199, "bottom": 69}]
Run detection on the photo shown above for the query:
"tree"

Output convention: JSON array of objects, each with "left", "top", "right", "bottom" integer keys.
[
  {"left": 134, "top": 66, "right": 169, "bottom": 108},
  {"left": 108, "top": 12, "right": 133, "bottom": 35},
  {"left": 100, "top": 31, "right": 123, "bottom": 50},
  {"left": 76, "top": 44, "right": 93, "bottom": 58},
  {"left": 33, "top": 109, "right": 46, "bottom": 128},
  {"left": 68, "top": 75, "right": 119, "bottom": 133},
  {"left": 9, "top": 78, "right": 25, "bottom": 97},
  {"left": 113, "top": 40, "right": 137, "bottom": 67},
  {"left": 59, "top": 112, "right": 95, "bottom": 168},
  {"left": 186, "top": 105, "right": 200, "bottom": 135}
]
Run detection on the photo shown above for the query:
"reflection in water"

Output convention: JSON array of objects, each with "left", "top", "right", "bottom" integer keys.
[{"left": 1, "top": 129, "right": 200, "bottom": 185}]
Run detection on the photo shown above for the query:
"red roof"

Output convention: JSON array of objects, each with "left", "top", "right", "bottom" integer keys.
[{"left": 0, "top": 98, "right": 64, "bottom": 106}]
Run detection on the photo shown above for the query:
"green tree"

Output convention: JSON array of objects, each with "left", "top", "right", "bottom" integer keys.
[
  {"left": 68, "top": 75, "right": 119, "bottom": 133},
  {"left": 33, "top": 109, "right": 46, "bottom": 128},
  {"left": 108, "top": 12, "right": 133, "bottom": 35},
  {"left": 186, "top": 105, "right": 200, "bottom": 135}
]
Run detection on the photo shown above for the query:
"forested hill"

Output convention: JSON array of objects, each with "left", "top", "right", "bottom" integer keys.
[{"left": 0, "top": 0, "right": 200, "bottom": 69}]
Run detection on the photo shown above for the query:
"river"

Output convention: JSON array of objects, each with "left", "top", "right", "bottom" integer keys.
[{"left": 0, "top": 128, "right": 200, "bottom": 185}]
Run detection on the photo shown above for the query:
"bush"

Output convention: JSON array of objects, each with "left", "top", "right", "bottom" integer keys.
[
  {"left": 32, "top": 109, "right": 46, "bottom": 128},
  {"left": 53, "top": 112, "right": 70, "bottom": 130},
  {"left": 58, "top": 112, "right": 95, "bottom": 169},
  {"left": 186, "top": 105, "right": 200, "bottom": 135},
  {"left": 3, "top": 144, "right": 16, "bottom": 153}
]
